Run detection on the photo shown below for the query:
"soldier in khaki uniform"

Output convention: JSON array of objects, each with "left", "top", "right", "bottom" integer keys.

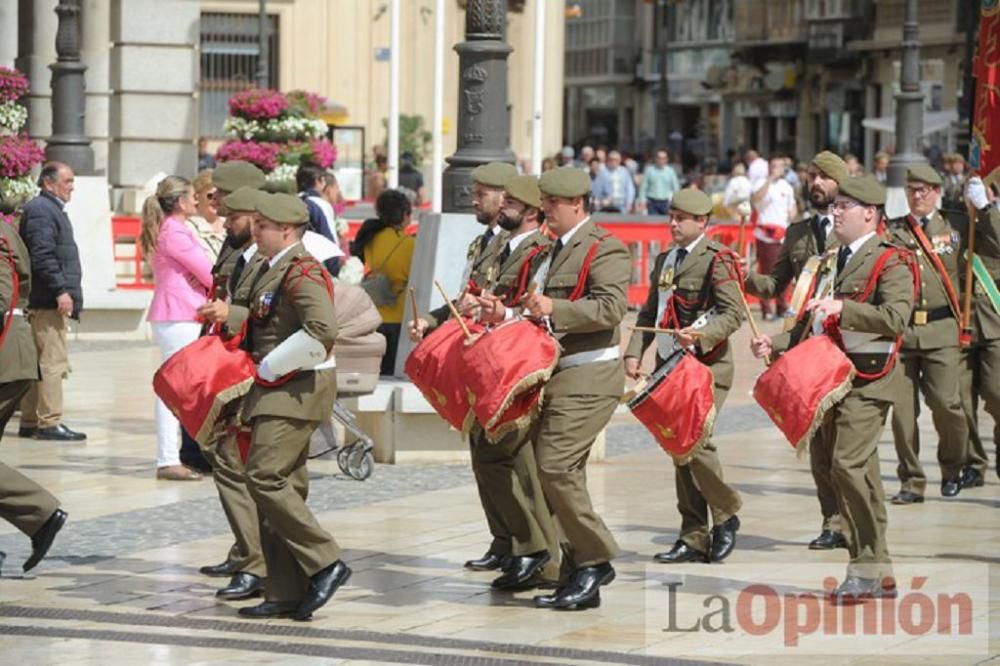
[
  {"left": 744, "top": 151, "right": 848, "bottom": 550},
  {"left": 195, "top": 187, "right": 269, "bottom": 601},
  {"left": 957, "top": 174, "right": 1000, "bottom": 482},
  {"left": 520, "top": 167, "right": 631, "bottom": 610},
  {"left": 469, "top": 175, "right": 562, "bottom": 589},
  {"left": 625, "top": 189, "right": 743, "bottom": 564},
  {"left": 886, "top": 165, "right": 969, "bottom": 502},
  {"left": 204, "top": 193, "right": 349, "bottom": 620},
  {"left": 0, "top": 220, "right": 67, "bottom": 574},
  {"left": 751, "top": 177, "right": 914, "bottom": 601},
  {"left": 411, "top": 162, "right": 518, "bottom": 572}
]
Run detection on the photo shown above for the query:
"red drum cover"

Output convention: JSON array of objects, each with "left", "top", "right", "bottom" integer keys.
[
  {"left": 153, "top": 331, "right": 256, "bottom": 448},
  {"left": 460, "top": 319, "right": 559, "bottom": 434},
  {"left": 484, "top": 385, "right": 543, "bottom": 442},
  {"left": 628, "top": 350, "right": 716, "bottom": 465},
  {"left": 404, "top": 318, "right": 484, "bottom": 432},
  {"left": 752, "top": 335, "right": 855, "bottom": 451}
]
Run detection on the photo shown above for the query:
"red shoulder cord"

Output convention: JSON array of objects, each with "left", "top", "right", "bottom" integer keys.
[
  {"left": 504, "top": 244, "right": 549, "bottom": 307},
  {"left": 0, "top": 236, "right": 19, "bottom": 351},
  {"left": 253, "top": 256, "right": 335, "bottom": 388},
  {"left": 566, "top": 234, "right": 608, "bottom": 302},
  {"left": 823, "top": 247, "right": 918, "bottom": 381}
]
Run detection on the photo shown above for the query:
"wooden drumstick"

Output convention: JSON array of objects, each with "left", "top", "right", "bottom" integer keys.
[
  {"left": 630, "top": 325, "right": 701, "bottom": 337},
  {"left": 737, "top": 288, "right": 771, "bottom": 366},
  {"left": 434, "top": 280, "right": 472, "bottom": 340},
  {"left": 408, "top": 287, "right": 419, "bottom": 325}
]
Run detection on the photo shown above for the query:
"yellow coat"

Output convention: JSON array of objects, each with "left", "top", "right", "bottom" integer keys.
[{"left": 362, "top": 226, "right": 415, "bottom": 324}]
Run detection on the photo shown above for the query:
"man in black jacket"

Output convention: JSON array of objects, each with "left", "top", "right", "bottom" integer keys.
[{"left": 17, "top": 162, "right": 86, "bottom": 441}]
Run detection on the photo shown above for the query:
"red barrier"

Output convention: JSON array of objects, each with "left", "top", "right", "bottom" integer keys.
[{"left": 112, "top": 215, "right": 153, "bottom": 290}]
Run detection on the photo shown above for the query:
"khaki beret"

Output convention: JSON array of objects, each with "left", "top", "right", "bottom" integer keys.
[
  {"left": 471, "top": 162, "right": 517, "bottom": 188},
  {"left": 504, "top": 175, "right": 542, "bottom": 209},
  {"left": 538, "top": 166, "right": 591, "bottom": 198},
  {"left": 255, "top": 192, "right": 309, "bottom": 225},
  {"left": 839, "top": 176, "right": 886, "bottom": 206},
  {"left": 906, "top": 163, "right": 943, "bottom": 186},
  {"left": 213, "top": 160, "right": 266, "bottom": 192},
  {"left": 670, "top": 188, "right": 713, "bottom": 216},
  {"left": 811, "top": 151, "right": 848, "bottom": 184},
  {"left": 221, "top": 186, "right": 262, "bottom": 213}
]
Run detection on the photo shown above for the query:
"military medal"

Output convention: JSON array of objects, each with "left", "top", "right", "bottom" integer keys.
[
  {"left": 253, "top": 291, "right": 274, "bottom": 320},
  {"left": 659, "top": 266, "right": 674, "bottom": 290}
]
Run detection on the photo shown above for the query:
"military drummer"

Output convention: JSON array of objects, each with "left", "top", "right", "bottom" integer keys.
[
  {"left": 205, "top": 192, "right": 350, "bottom": 620},
  {"left": 520, "top": 166, "right": 632, "bottom": 610},
  {"left": 751, "top": 176, "right": 915, "bottom": 602},
  {"left": 625, "top": 188, "right": 743, "bottom": 565}
]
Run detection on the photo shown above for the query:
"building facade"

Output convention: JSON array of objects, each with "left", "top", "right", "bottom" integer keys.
[
  {"left": 3, "top": 0, "right": 565, "bottom": 209},
  {"left": 563, "top": 0, "right": 969, "bottom": 167}
]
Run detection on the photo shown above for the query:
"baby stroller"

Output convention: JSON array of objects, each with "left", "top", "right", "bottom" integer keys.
[{"left": 309, "top": 283, "right": 385, "bottom": 481}]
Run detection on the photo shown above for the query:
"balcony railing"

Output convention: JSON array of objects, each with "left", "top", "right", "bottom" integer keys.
[{"left": 734, "top": 0, "right": 806, "bottom": 44}]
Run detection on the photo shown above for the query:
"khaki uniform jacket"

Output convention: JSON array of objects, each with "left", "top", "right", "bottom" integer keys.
[
  {"left": 626, "top": 237, "right": 743, "bottom": 386},
  {"left": 954, "top": 204, "right": 1000, "bottom": 341},
  {"left": 0, "top": 221, "right": 39, "bottom": 383},
  {"left": 226, "top": 242, "right": 338, "bottom": 422},
  {"left": 544, "top": 219, "right": 631, "bottom": 398},
  {"left": 887, "top": 211, "right": 961, "bottom": 350},
  {"left": 493, "top": 230, "right": 552, "bottom": 303},
  {"left": 745, "top": 215, "right": 839, "bottom": 299},
  {"left": 774, "top": 235, "right": 914, "bottom": 399},
  {"left": 211, "top": 242, "right": 242, "bottom": 300},
  {"left": 426, "top": 227, "right": 509, "bottom": 329}
]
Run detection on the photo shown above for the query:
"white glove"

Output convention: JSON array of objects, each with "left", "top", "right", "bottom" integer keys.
[
  {"left": 736, "top": 200, "right": 753, "bottom": 218},
  {"left": 258, "top": 329, "right": 329, "bottom": 379},
  {"left": 966, "top": 176, "right": 989, "bottom": 211}
]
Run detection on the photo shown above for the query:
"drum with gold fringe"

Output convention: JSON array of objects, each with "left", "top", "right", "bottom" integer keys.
[
  {"left": 752, "top": 334, "right": 855, "bottom": 451},
  {"left": 404, "top": 317, "right": 484, "bottom": 433},
  {"left": 626, "top": 348, "right": 716, "bottom": 465},
  {"left": 460, "top": 318, "right": 560, "bottom": 441}
]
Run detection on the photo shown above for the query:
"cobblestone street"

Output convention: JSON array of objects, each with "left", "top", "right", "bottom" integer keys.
[{"left": 0, "top": 324, "right": 997, "bottom": 665}]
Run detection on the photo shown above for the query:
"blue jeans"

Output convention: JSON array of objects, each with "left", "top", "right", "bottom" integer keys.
[{"left": 646, "top": 198, "right": 670, "bottom": 216}]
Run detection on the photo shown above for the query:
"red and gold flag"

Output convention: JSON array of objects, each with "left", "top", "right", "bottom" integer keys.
[{"left": 970, "top": 0, "right": 1000, "bottom": 182}]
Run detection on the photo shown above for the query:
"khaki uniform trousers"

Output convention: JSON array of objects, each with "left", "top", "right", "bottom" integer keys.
[
  {"left": 890, "top": 345, "right": 969, "bottom": 494},
  {"left": 532, "top": 363, "right": 622, "bottom": 569},
  {"left": 819, "top": 390, "right": 892, "bottom": 580},
  {"left": 203, "top": 434, "right": 266, "bottom": 577},
  {"left": 960, "top": 339, "right": 1000, "bottom": 473},
  {"left": 19, "top": 309, "right": 69, "bottom": 429},
  {"left": 0, "top": 380, "right": 60, "bottom": 537},
  {"left": 245, "top": 416, "right": 341, "bottom": 603},
  {"left": 674, "top": 366, "right": 742, "bottom": 553},
  {"left": 470, "top": 424, "right": 561, "bottom": 577},
  {"left": 809, "top": 430, "right": 843, "bottom": 534}
]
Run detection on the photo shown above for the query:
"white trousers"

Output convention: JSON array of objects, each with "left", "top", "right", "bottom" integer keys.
[{"left": 152, "top": 321, "right": 202, "bottom": 467}]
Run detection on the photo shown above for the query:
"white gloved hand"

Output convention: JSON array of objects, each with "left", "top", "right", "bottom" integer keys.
[
  {"left": 736, "top": 200, "right": 753, "bottom": 218},
  {"left": 257, "top": 359, "right": 277, "bottom": 382},
  {"left": 966, "top": 176, "right": 989, "bottom": 210}
]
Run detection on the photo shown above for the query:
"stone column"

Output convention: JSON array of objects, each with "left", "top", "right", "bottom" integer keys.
[
  {"left": 46, "top": 0, "right": 95, "bottom": 174},
  {"left": 15, "top": 0, "right": 58, "bottom": 141},
  {"left": 441, "top": 0, "right": 515, "bottom": 213},
  {"left": 887, "top": 0, "right": 924, "bottom": 187},
  {"left": 0, "top": 0, "right": 18, "bottom": 68},
  {"left": 109, "top": 0, "right": 198, "bottom": 203},
  {"left": 81, "top": 0, "right": 110, "bottom": 175}
]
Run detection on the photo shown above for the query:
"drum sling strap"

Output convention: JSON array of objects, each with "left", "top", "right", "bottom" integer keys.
[
  {"left": 505, "top": 243, "right": 550, "bottom": 307},
  {"left": 0, "top": 236, "right": 18, "bottom": 351},
  {"left": 822, "top": 247, "right": 918, "bottom": 381}
]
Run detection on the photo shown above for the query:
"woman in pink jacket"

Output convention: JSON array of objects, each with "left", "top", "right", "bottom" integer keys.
[{"left": 141, "top": 176, "right": 213, "bottom": 481}]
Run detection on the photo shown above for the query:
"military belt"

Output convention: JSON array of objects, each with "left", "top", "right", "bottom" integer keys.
[
  {"left": 848, "top": 352, "right": 892, "bottom": 374},
  {"left": 911, "top": 305, "right": 952, "bottom": 326}
]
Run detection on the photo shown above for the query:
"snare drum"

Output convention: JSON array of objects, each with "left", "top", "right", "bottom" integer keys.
[
  {"left": 460, "top": 318, "right": 559, "bottom": 435},
  {"left": 752, "top": 334, "right": 855, "bottom": 451},
  {"left": 404, "top": 318, "right": 484, "bottom": 433},
  {"left": 627, "top": 348, "right": 716, "bottom": 465}
]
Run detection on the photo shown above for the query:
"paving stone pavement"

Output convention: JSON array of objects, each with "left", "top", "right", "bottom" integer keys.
[{"left": 0, "top": 328, "right": 996, "bottom": 665}]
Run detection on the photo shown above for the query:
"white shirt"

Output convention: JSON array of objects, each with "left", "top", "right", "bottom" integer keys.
[
  {"left": 556, "top": 216, "right": 591, "bottom": 247},
  {"left": 267, "top": 241, "right": 299, "bottom": 268},
  {"left": 506, "top": 229, "right": 536, "bottom": 254},
  {"left": 844, "top": 230, "right": 876, "bottom": 260},
  {"left": 753, "top": 178, "right": 796, "bottom": 241},
  {"left": 242, "top": 243, "right": 258, "bottom": 261},
  {"left": 722, "top": 175, "right": 751, "bottom": 207},
  {"left": 681, "top": 233, "right": 705, "bottom": 255}
]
